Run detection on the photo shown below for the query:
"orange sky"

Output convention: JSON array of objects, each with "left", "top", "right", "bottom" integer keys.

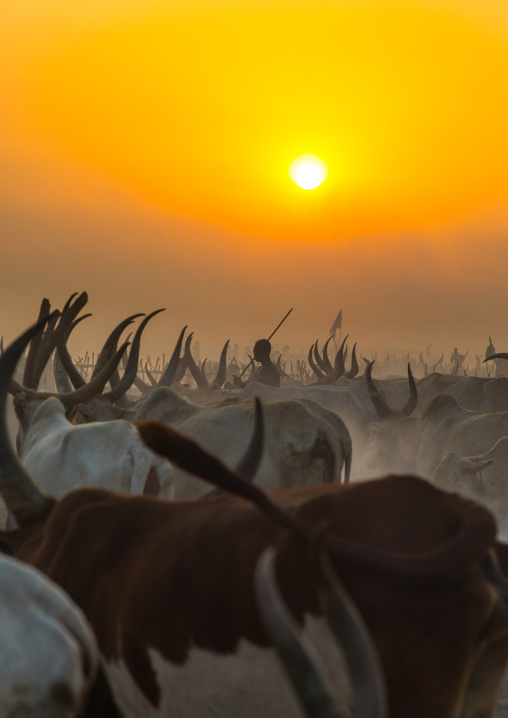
[{"left": 1, "top": 0, "right": 508, "bottom": 362}]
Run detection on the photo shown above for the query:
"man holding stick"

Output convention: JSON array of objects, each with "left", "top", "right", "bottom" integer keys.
[
  {"left": 233, "top": 339, "right": 280, "bottom": 388},
  {"left": 232, "top": 308, "right": 293, "bottom": 389}
]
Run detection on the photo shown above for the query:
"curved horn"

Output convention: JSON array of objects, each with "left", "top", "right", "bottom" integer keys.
[
  {"left": 344, "top": 342, "right": 359, "bottom": 380},
  {"left": 120, "top": 346, "right": 152, "bottom": 395},
  {"left": 102, "top": 309, "right": 165, "bottom": 403},
  {"left": 313, "top": 549, "right": 387, "bottom": 717},
  {"left": 27, "top": 308, "right": 61, "bottom": 389},
  {"left": 56, "top": 314, "right": 93, "bottom": 390},
  {"left": 0, "top": 317, "right": 56, "bottom": 523},
  {"left": 401, "top": 363, "right": 418, "bottom": 417},
  {"left": 255, "top": 548, "right": 350, "bottom": 718},
  {"left": 366, "top": 362, "right": 394, "bottom": 419},
  {"left": 484, "top": 353, "right": 508, "bottom": 362},
  {"left": 184, "top": 333, "right": 209, "bottom": 389},
  {"left": 31, "top": 292, "right": 88, "bottom": 390},
  {"left": 53, "top": 351, "right": 73, "bottom": 394},
  {"left": 144, "top": 362, "right": 158, "bottom": 387},
  {"left": 157, "top": 326, "right": 187, "bottom": 388},
  {"left": 174, "top": 356, "right": 188, "bottom": 384},
  {"left": 313, "top": 339, "right": 329, "bottom": 374},
  {"left": 10, "top": 342, "right": 130, "bottom": 407},
  {"left": 307, "top": 335, "right": 349, "bottom": 387},
  {"left": 308, "top": 344, "right": 326, "bottom": 381},
  {"left": 321, "top": 336, "right": 334, "bottom": 375},
  {"left": 234, "top": 398, "right": 264, "bottom": 481},
  {"left": 202, "top": 398, "right": 264, "bottom": 497},
  {"left": 212, "top": 339, "right": 230, "bottom": 389},
  {"left": 330, "top": 335, "right": 348, "bottom": 382},
  {"left": 22, "top": 298, "right": 53, "bottom": 389},
  {"left": 92, "top": 313, "right": 144, "bottom": 379}
]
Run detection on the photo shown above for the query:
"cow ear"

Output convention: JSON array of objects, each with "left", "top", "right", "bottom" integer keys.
[
  {"left": 65, "top": 405, "right": 80, "bottom": 424},
  {"left": 463, "top": 458, "right": 494, "bottom": 475},
  {"left": 66, "top": 403, "right": 93, "bottom": 424}
]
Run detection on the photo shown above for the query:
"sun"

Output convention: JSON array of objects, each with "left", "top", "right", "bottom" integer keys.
[{"left": 289, "top": 154, "right": 328, "bottom": 190}]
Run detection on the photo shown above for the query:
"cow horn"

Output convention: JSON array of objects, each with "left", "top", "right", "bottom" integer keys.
[
  {"left": 234, "top": 398, "right": 264, "bottom": 480},
  {"left": 0, "top": 317, "right": 56, "bottom": 524},
  {"left": 53, "top": 351, "right": 73, "bottom": 394},
  {"left": 344, "top": 342, "right": 359, "bottom": 380},
  {"left": 174, "top": 356, "right": 188, "bottom": 383},
  {"left": 484, "top": 353, "right": 508, "bottom": 363},
  {"left": 31, "top": 292, "right": 88, "bottom": 391},
  {"left": 212, "top": 340, "right": 230, "bottom": 389},
  {"left": 312, "top": 548, "right": 387, "bottom": 717},
  {"left": 321, "top": 336, "right": 334, "bottom": 375},
  {"left": 92, "top": 313, "right": 145, "bottom": 379},
  {"left": 184, "top": 333, "right": 209, "bottom": 389},
  {"left": 255, "top": 547, "right": 386, "bottom": 718},
  {"left": 56, "top": 314, "right": 93, "bottom": 390},
  {"left": 308, "top": 335, "right": 349, "bottom": 387},
  {"left": 9, "top": 342, "right": 130, "bottom": 407},
  {"left": 402, "top": 363, "right": 418, "bottom": 417},
  {"left": 144, "top": 362, "right": 158, "bottom": 387},
  {"left": 313, "top": 339, "right": 329, "bottom": 374},
  {"left": 22, "top": 298, "right": 53, "bottom": 389},
  {"left": 157, "top": 326, "right": 187, "bottom": 388},
  {"left": 201, "top": 399, "right": 264, "bottom": 497},
  {"left": 330, "top": 335, "right": 348, "bottom": 382},
  {"left": 366, "top": 362, "right": 395, "bottom": 419},
  {"left": 121, "top": 346, "right": 151, "bottom": 395},
  {"left": 102, "top": 309, "right": 165, "bottom": 403},
  {"left": 308, "top": 344, "right": 326, "bottom": 381}
]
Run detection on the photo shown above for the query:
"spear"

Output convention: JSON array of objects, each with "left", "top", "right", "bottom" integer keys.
[{"left": 237, "top": 308, "right": 293, "bottom": 379}]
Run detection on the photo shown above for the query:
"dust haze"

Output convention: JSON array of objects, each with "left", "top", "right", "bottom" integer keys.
[{"left": 1, "top": 190, "right": 507, "bottom": 373}]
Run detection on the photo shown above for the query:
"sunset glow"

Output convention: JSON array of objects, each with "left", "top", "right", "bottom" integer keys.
[{"left": 1, "top": 1, "right": 508, "bottom": 358}]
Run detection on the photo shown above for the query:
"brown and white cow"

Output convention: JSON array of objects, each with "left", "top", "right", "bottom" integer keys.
[{"left": 1, "top": 318, "right": 508, "bottom": 718}]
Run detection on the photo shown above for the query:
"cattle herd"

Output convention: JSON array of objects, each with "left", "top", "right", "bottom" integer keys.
[{"left": 2, "top": 291, "right": 508, "bottom": 717}]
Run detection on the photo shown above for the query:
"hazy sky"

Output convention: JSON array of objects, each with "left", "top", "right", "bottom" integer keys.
[{"left": 2, "top": 0, "right": 508, "bottom": 361}]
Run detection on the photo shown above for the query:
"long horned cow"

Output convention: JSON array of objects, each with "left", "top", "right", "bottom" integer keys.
[
  {"left": 0, "top": 318, "right": 508, "bottom": 717},
  {"left": 9, "top": 300, "right": 173, "bottom": 501},
  {"left": 50, "top": 296, "right": 353, "bottom": 493}
]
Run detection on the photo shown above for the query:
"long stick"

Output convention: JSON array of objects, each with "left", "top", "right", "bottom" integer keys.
[{"left": 237, "top": 308, "right": 293, "bottom": 379}]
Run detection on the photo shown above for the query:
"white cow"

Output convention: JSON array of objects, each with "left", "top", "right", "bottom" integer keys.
[
  {"left": 17, "top": 397, "right": 173, "bottom": 499},
  {"left": 364, "top": 380, "right": 508, "bottom": 479},
  {"left": 220, "top": 381, "right": 375, "bottom": 427},
  {"left": 416, "top": 373, "right": 508, "bottom": 414},
  {"left": 0, "top": 553, "right": 98, "bottom": 717},
  {"left": 216, "top": 381, "right": 373, "bottom": 480},
  {"left": 111, "top": 387, "right": 353, "bottom": 498},
  {"left": 432, "top": 436, "right": 508, "bottom": 537}
]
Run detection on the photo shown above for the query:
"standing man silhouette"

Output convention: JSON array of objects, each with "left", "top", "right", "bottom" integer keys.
[{"left": 233, "top": 339, "right": 280, "bottom": 388}]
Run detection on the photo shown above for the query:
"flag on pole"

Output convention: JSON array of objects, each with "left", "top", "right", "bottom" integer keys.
[{"left": 329, "top": 309, "right": 342, "bottom": 336}]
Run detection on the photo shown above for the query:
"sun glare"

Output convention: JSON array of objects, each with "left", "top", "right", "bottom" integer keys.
[{"left": 289, "top": 154, "right": 328, "bottom": 190}]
